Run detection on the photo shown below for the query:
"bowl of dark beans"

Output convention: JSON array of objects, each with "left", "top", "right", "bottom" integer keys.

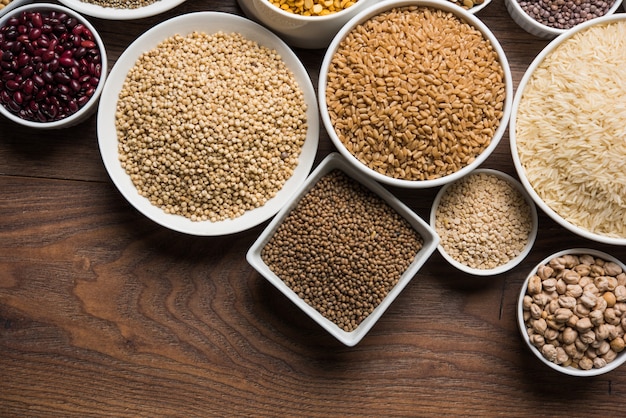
[
  {"left": 0, "top": 3, "right": 106, "bottom": 128},
  {"left": 504, "top": 0, "right": 623, "bottom": 39}
]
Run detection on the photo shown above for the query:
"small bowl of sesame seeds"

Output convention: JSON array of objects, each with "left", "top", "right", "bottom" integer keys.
[
  {"left": 57, "top": 0, "right": 187, "bottom": 20},
  {"left": 0, "top": 3, "right": 107, "bottom": 128},
  {"left": 429, "top": 169, "right": 538, "bottom": 276},
  {"left": 237, "top": 0, "right": 378, "bottom": 49},
  {"left": 247, "top": 152, "right": 440, "bottom": 346},
  {"left": 319, "top": 0, "right": 513, "bottom": 189},
  {"left": 97, "top": 12, "right": 319, "bottom": 235},
  {"left": 518, "top": 248, "right": 626, "bottom": 376},
  {"left": 504, "top": 0, "right": 622, "bottom": 39}
]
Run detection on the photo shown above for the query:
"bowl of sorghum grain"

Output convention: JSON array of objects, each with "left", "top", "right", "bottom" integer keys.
[
  {"left": 504, "top": 0, "right": 622, "bottom": 39},
  {"left": 0, "top": 3, "right": 106, "bottom": 129},
  {"left": 319, "top": 0, "right": 513, "bottom": 189},
  {"left": 97, "top": 12, "right": 319, "bottom": 236},
  {"left": 518, "top": 249, "right": 626, "bottom": 376},
  {"left": 510, "top": 14, "right": 626, "bottom": 246},
  {"left": 430, "top": 169, "right": 538, "bottom": 276},
  {"left": 247, "top": 153, "right": 439, "bottom": 346},
  {"left": 237, "top": 0, "right": 378, "bottom": 49},
  {"left": 57, "top": 0, "right": 187, "bottom": 20}
]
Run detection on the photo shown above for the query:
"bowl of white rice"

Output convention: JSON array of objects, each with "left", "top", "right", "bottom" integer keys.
[{"left": 510, "top": 14, "right": 626, "bottom": 246}]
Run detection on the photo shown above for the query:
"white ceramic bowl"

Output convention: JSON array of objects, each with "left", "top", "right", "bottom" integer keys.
[
  {"left": 237, "top": 0, "right": 378, "bottom": 49},
  {"left": 517, "top": 248, "right": 626, "bottom": 377},
  {"left": 319, "top": 0, "right": 513, "bottom": 188},
  {"left": 247, "top": 152, "right": 439, "bottom": 346},
  {"left": 510, "top": 14, "right": 626, "bottom": 246},
  {"left": 0, "top": 3, "right": 107, "bottom": 129},
  {"left": 97, "top": 12, "right": 319, "bottom": 236},
  {"left": 430, "top": 169, "right": 538, "bottom": 276},
  {"left": 57, "top": 0, "right": 187, "bottom": 20},
  {"left": 504, "top": 0, "right": 623, "bottom": 40}
]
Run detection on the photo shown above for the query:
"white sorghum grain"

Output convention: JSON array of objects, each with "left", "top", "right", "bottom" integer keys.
[
  {"left": 435, "top": 172, "right": 533, "bottom": 270},
  {"left": 325, "top": 6, "right": 506, "bottom": 181},
  {"left": 523, "top": 254, "right": 626, "bottom": 370},
  {"left": 116, "top": 31, "right": 307, "bottom": 222},
  {"left": 261, "top": 170, "right": 424, "bottom": 332}
]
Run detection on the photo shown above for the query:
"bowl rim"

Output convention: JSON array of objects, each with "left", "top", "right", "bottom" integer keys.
[
  {"left": 57, "top": 0, "right": 187, "bottom": 20},
  {"left": 505, "top": 0, "right": 623, "bottom": 37},
  {"left": 246, "top": 152, "right": 440, "bottom": 346},
  {"left": 96, "top": 11, "right": 319, "bottom": 236},
  {"left": 0, "top": 2, "right": 107, "bottom": 129},
  {"left": 318, "top": 0, "right": 513, "bottom": 188},
  {"left": 429, "top": 168, "right": 538, "bottom": 276},
  {"left": 517, "top": 248, "right": 626, "bottom": 377},
  {"left": 248, "top": 0, "right": 491, "bottom": 20},
  {"left": 509, "top": 13, "right": 626, "bottom": 247}
]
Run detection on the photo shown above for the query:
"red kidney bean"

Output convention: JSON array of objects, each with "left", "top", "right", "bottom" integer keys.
[{"left": 0, "top": 9, "right": 102, "bottom": 123}]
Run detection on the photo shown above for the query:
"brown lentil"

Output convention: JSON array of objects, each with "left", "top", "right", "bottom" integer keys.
[
  {"left": 116, "top": 31, "right": 307, "bottom": 222},
  {"left": 261, "top": 169, "right": 424, "bottom": 332},
  {"left": 517, "top": 0, "right": 616, "bottom": 30},
  {"left": 523, "top": 253, "right": 626, "bottom": 370},
  {"left": 435, "top": 172, "right": 533, "bottom": 270},
  {"left": 325, "top": 6, "right": 506, "bottom": 181},
  {"left": 269, "top": 0, "right": 358, "bottom": 16},
  {"left": 78, "top": 0, "right": 159, "bottom": 9}
]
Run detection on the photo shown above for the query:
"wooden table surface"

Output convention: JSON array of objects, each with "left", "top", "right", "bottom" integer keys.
[{"left": 2, "top": 0, "right": 626, "bottom": 416}]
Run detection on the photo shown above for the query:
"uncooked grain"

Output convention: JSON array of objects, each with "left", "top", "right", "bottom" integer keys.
[
  {"left": 515, "top": 20, "right": 626, "bottom": 239},
  {"left": 116, "top": 31, "right": 307, "bottom": 222},
  {"left": 261, "top": 169, "right": 424, "bottom": 332},
  {"left": 435, "top": 172, "right": 533, "bottom": 270},
  {"left": 325, "top": 6, "right": 506, "bottom": 181}
]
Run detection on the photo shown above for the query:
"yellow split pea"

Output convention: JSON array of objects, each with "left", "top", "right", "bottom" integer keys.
[{"left": 269, "top": 0, "right": 358, "bottom": 16}]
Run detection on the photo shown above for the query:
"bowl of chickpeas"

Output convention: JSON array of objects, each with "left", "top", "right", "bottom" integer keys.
[
  {"left": 518, "top": 249, "right": 626, "bottom": 376},
  {"left": 318, "top": 0, "right": 513, "bottom": 188},
  {"left": 247, "top": 152, "right": 440, "bottom": 346},
  {"left": 237, "top": 0, "right": 378, "bottom": 49},
  {"left": 430, "top": 169, "right": 538, "bottom": 276},
  {"left": 97, "top": 12, "right": 319, "bottom": 235}
]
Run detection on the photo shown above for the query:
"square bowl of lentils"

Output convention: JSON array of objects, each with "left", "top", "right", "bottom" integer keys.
[{"left": 247, "top": 152, "right": 440, "bottom": 346}]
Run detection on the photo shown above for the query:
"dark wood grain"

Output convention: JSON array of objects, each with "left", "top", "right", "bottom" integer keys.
[{"left": 2, "top": 0, "right": 626, "bottom": 416}]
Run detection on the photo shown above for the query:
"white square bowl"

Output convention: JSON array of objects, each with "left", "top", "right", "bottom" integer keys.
[{"left": 246, "top": 152, "right": 439, "bottom": 346}]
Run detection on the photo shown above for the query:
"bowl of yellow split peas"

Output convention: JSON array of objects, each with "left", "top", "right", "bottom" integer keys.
[{"left": 237, "top": 0, "right": 378, "bottom": 49}]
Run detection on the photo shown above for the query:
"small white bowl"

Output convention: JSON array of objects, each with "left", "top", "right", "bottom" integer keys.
[
  {"left": 97, "top": 12, "right": 319, "bottom": 236},
  {"left": 430, "top": 169, "right": 538, "bottom": 276},
  {"left": 504, "top": 0, "right": 623, "bottom": 40},
  {"left": 247, "top": 152, "right": 439, "bottom": 346},
  {"left": 237, "top": 0, "right": 378, "bottom": 49},
  {"left": 57, "top": 0, "right": 187, "bottom": 20},
  {"left": 510, "top": 14, "right": 626, "bottom": 246},
  {"left": 0, "top": 3, "right": 107, "bottom": 129},
  {"left": 517, "top": 248, "right": 626, "bottom": 377},
  {"left": 319, "top": 0, "right": 513, "bottom": 188}
]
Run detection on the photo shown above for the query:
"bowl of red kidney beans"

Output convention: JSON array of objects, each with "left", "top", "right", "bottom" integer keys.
[{"left": 0, "top": 3, "right": 106, "bottom": 129}]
